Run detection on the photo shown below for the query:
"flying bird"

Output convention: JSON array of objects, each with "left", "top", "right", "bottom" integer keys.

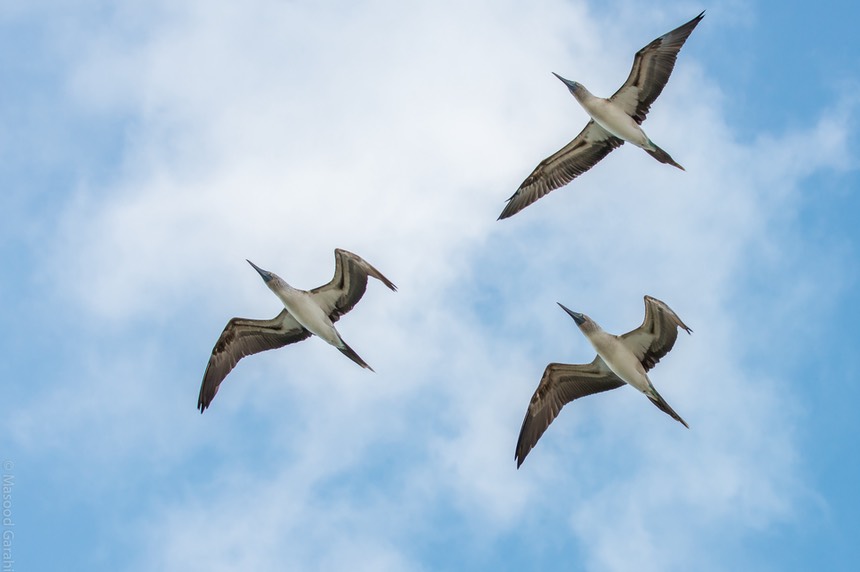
[
  {"left": 515, "top": 296, "right": 692, "bottom": 468},
  {"left": 198, "top": 248, "right": 397, "bottom": 412},
  {"left": 499, "top": 11, "right": 705, "bottom": 220}
]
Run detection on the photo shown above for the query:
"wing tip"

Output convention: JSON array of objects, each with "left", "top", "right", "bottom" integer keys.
[
  {"left": 514, "top": 443, "right": 530, "bottom": 469},
  {"left": 371, "top": 271, "right": 398, "bottom": 292},
  {"left": 498, "top": 197, "right": 521, "bottom": 220},
  {"left": 198, "top": 381, "right": 217, "bottom": 413},
  {"left": 336, "top": 247, "right": 398, "bottom": 293},
  {"left": 644, "top": 294, "right": 693, "bottom": 334}
]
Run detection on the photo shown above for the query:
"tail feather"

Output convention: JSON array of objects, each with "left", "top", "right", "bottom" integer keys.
[
  {"left": 338, "top": 340, "right": 374, "bottom": 372},
  {"left": 646, "top": 387, "right": 689, "bottom": 428},
  {"left": 646, "top": 144, "right": 685, "bottom": 171}
]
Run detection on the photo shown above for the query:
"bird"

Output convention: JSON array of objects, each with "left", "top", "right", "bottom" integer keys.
[
  {"left": 515, "top": 296, "right": 691, "bottom": 468},
  {"left": 499, "top": 11, "right": 705, "bottom": 220},
  {"left": 197, "top": 248, "right": 397, "bottom": 412}
]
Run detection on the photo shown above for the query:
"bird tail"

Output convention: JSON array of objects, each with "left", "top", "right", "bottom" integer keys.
[
  {"left": 646, "top": 386, "right": 689, "bottom": 428},
  {"left": 646, "top": 144, "right": 685, "bottom": 171},
  {"left": 338, "top": 340, "right": 375, "bottom": 372}
]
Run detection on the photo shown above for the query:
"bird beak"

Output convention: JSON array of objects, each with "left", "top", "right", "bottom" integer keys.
[
  {"left": 552, "top": 72, "right": 578, "bottom": 92},
  {"left": 246, "top": 259, "right": 274, "bottom": 283},
  {"left": 557, "top": 302, "right": 586, "bottom": 326}
]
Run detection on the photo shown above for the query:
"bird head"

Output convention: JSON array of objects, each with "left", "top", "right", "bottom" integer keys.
[
  {"left": 247, "top": 259, "right": 282, "bottom": 288},
  {"left": 557, "top": 302, "right": 596, "bottom": 332},
  {"left": 552, "top": 72, "right": 581, "bottom": 96}
]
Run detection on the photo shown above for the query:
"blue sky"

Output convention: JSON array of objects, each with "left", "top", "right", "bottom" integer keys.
[{"left": 2, "top": 0, "right": 859, "bottom": 570}]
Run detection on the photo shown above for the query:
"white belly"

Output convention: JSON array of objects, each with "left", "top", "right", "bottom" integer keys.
[
  {"left": 278, "top": 290, "right": 341, "bottom": 347},
  {"left": 584, "top": 99, "right": 650, "bottom": 148},
  {"left": 591, "top": 334, "right": 650, "bottom": 393}
]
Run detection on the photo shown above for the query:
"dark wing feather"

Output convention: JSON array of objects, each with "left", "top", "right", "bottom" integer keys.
[
  {"left": 198, "top": 310, "right": 310, "bottom": 412},
  {"left": 499, "top": 121, "right": 624, "bottom": 220},
  {"left": 515, "top": 357, "right": 625, "bottom": 468},
  {"left": 309, "top": 249, "right": 396, "bottom": 323},
  {"left": 610, "top": 11, "right": 704, "bottom": 124},
  {"left": 620, "top": 295, "right": 692, "bottom": 372}
]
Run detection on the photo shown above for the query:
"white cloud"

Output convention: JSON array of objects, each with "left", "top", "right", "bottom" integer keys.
[{"left": 10, "top": 0, "right": 856, "bottom": 570}]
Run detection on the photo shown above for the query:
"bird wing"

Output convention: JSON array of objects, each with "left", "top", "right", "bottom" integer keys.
[
  {"left": 610, "top": 11, "right": 704, "bottom": 124},
  {"left": 499, "top": 121, "right": 624, "bottom": 219},
  {"left": 309, "top": 248, "right": 397, "bottom": 323},
  {"left": 198, "top": 310, "right": 311, "bottom": 412},
  {"left": 619, "top": 295, "right": 692, "bottom": 372},
  {"left": 515, "top": 356, "right": 625, "bottom": 468}
]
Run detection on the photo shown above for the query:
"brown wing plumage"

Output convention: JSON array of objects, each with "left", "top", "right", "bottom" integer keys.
[
  {"left": 620, "top": 295, "right": 692, "bottom": 372},
  {"left": 499, "top": 121, "right": 624, "bottom": 220},
  {"left": 515, "top": 357, "right": 625, "bottom": 468},
  {"left": 610, "top": 11, "right": 705, "bottom": 124},
  {"left": 310, "top": 249, "right": 397, "bottom": 323},
  {"left": 198, "top": 310, "right": 311, "bottom": 412}
]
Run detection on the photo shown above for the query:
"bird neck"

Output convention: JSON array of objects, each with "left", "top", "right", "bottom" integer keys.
[
  {"left": 581, "top": 322, "right": 611, "bottom": 350},
  {"left": 267, "top": 278, "right": 296, "bottom": 297},
  {"left": 572, "top": 84, "right": 596, "bottom": 105}
]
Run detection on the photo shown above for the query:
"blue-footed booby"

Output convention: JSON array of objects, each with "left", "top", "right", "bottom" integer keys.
[
  {"left": 515, "top": 296, "right": 691, "bottom": 468},
  {"left": 198, "top": 248, "right": 396, "bottom": 412},
  {"left": 499, "top": 11, "right": 704, "bottom": 220}
]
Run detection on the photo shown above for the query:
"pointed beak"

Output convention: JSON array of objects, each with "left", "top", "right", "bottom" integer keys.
[
  {"left": 557, "top": 302, "right": 586, "bottom": 326},
  {"left": 552, "top": 72, "right": 578, "bottom": 92},
  {"left": 246, "top": 259, "right": 274, "bottom": 283}
]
